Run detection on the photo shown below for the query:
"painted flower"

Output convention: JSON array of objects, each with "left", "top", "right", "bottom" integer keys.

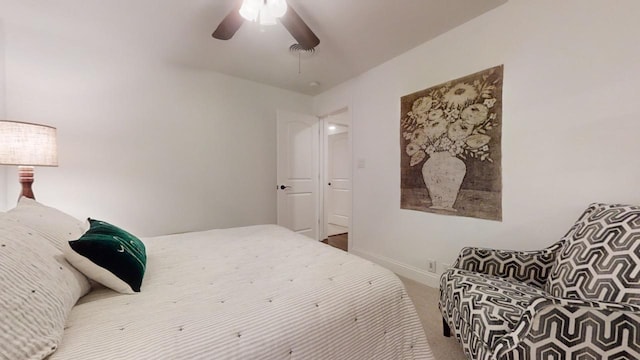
[
  {"left": 402, "top": 71, "right": 499, "bottom": 167},
  {"left": 460, "top": 103, "right": 489, "bottom": 125},
  {"left": 425, "top": 144, "right": 436, "bottom": 155},
  {"left": 412, "top": 96, "right": 433, "bottom": 114},
  {"left": 424, "top": 118, "right": 448, "bottom": 141},
  {"left": 409, "top": 150, "right": 426, "bottom": 166},
  {"left": 445, "top": 108, "right": 461, "bottom": 122},
  {"left": 436, "top": 136, "right": 453, "bottom": 150},
  {"left": 415, "top": 111, "right": 428, "bottom": 124},
  {"left": 448, "top": 120, "right": 474, "bottom": 141},
  {"left": 442, "top": 83, "right": 478, "bottom": 108},
  {"left": 406, "top": 143, "right": 420, "bottom": 156},
  {"left": 465, "top": 134, "right": 491, "bottom": 149},
  {"left": 449, "top": 140, "right": 465, "bottom": 156},
  {"left": 427, "top": 109, "right": 444, "bottom": 121},
  {"left": 411, "top": 129, "right": 427, "bottom": 145},
  {"left": 483, "top": 98, "right": 497, "bottom": 108}
]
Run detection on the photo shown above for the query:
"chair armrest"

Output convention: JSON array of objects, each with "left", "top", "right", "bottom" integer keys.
[
  {"left": 494, "top": 296, "right": 640, "bottom": 359},
  {"left": 453, "top": 240, "right": 565, "bottom": 288}
]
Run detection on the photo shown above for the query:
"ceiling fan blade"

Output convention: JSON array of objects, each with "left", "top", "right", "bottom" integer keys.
[
  {"left": 212, "top": 2, "right": 244, "bottom": 40},
  {"left": 280, "top": 5, "right": 320, "bottom": 50}
]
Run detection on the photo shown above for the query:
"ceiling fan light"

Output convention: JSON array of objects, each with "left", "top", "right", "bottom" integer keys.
[
  {"left": 259, "top": 4, "right": 277, "bottom": 26},
  {"left": 268, "top": 0, "right": 288, "bottom": 18},
  {"left": 239, "top": 0, "right": 260, "bottom": 22}
]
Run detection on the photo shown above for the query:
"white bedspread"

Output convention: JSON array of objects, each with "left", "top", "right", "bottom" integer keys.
[{"left": 51, "top": 225, "right": 432, "bottom": 359}]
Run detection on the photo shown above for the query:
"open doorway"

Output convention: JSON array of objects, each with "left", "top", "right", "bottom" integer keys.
[{"left": 321, "top": 109, "right": 351, "bottom": 251}]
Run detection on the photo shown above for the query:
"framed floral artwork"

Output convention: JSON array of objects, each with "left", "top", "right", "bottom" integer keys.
[{"left": 400, "top": 65, "right": 503, "bottom": 221}]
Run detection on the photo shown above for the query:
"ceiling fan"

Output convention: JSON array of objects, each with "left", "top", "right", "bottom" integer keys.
[{"left": 212, "top": 0, "right": 320, "bottom": 50}]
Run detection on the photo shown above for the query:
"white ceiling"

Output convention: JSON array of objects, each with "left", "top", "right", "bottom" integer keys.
[{"left": 1, "top": 0, "right": 507, "bottom": 95}]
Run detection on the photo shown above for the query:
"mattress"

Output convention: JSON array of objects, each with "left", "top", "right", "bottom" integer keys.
[{"left": 51, "top": 225, "right": 432, "bottom": 359}]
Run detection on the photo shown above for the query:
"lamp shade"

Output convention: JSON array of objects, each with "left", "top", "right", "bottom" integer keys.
[{"left": 0, "top": 120, "right": 58, "bottom": 166}]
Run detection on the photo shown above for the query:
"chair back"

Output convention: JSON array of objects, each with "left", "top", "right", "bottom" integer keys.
[{"left": 546, "top": 203, "right": 640, "bottom": 305}]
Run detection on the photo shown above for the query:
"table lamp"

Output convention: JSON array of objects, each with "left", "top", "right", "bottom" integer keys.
[{"left": 0, "top": 120, "right": 58, "bottom": 200}]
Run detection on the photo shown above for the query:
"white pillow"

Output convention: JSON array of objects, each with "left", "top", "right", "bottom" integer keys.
[
  {"left": 0, "top": 218, "right": 90, "bottom": 360},
  {"left": 3, "top": 197, "right": 88, "bottom": 252}
]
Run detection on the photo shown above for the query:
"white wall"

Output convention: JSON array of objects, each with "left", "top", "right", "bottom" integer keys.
[
  {"left": 1, "top": 17, "right": 313, "bottom": 236},
  {"left": 313, "top": 0, "right": 640, "bottom": 287},
  {"left": 0, "top": 19, "right": 6, "bottom": 211}
]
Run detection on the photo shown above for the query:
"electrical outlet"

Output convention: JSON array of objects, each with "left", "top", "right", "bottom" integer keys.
[{"left": 427, "top": 259, "right": 437, "bottom": 273}]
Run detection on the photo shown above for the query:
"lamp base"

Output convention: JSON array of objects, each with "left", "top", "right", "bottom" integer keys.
[{"left": 18, "top": 165, "right": 36, "bottom": 200}]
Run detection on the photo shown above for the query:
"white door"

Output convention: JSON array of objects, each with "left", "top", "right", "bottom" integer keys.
[
  {"left": 276, "top": 110, "right": 319, "bottom": 239},
  {"left": 327, "top": 131, "right": 351, "bottom": 228}
]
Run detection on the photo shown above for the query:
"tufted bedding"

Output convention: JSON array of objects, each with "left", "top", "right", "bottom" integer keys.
[{"left": 49, "top": 225, "right": 432, "bottom": 359}]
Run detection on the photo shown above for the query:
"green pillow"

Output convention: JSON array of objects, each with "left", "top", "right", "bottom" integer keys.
[{"left": 64, "top": 219, "right": 146, "bottom": 293}]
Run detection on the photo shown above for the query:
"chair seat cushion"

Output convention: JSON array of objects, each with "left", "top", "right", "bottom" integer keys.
[{"left": 440, "top": 268, "right": 546, "bottom": 347}]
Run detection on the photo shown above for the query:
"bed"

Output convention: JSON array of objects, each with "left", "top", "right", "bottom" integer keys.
[{"left": 0, "top": 199, "right": 432, "bottom": 360}]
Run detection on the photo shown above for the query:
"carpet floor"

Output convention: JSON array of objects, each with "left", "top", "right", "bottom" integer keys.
[{"left": 399, "top": 276, "right": 467, "bottom": 360}]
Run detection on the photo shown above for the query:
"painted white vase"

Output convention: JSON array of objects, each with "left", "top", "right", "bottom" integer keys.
[{"left": 421, "top": 151, "right": 466, "bottom": 211}]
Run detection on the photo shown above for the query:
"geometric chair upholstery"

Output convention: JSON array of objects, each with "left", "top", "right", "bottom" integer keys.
[{"left": 439, "top": 203, "right": 640, "bottom": 360}]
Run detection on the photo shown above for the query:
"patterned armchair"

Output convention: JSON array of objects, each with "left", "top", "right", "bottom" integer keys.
[{"left": 439, "top": 203, "right": 640, "bottom": 360}]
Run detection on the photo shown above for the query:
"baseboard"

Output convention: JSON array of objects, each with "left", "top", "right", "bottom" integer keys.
[{"left": 350, "top": 248, "right": 441, "bottom": 288}]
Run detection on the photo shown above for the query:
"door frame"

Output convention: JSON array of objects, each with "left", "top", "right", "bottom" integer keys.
[{"left": 318, "top": 107, "right": 352, "bottom": 245}]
